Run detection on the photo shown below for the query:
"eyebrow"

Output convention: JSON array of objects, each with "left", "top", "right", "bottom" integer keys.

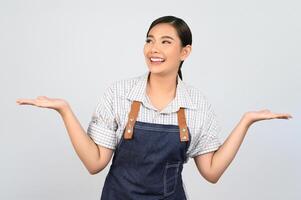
[{"left": 147, "top": 35, "right": 174, "bottom": 40}]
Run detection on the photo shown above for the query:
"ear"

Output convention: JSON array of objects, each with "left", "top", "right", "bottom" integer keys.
[{"left": 180, "top": 45, "right": 192, "bottom": 61}]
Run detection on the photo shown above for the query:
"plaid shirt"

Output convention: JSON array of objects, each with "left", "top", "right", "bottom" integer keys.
[{"left": 87, "top": 71, "right": 222, "bottom": 164}]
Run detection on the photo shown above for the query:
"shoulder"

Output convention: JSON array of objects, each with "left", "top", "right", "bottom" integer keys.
[
  {"left": 105, "top": 73, "right": 144, "bottom": 98},
  {"left": 182, "top": 81, "right": 211, "bottom": 110}
]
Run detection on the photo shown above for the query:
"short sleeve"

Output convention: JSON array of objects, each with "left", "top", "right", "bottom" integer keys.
[
  {"left": 189, "top": 99, "right": 222, "bottom": 157},
  {"left": 87, "top": 84, "right": 118, "bottom": 150}
]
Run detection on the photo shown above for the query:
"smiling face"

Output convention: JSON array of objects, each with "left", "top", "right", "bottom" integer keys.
[{"left": 143, "top": 23, "right": 191, "bottom": 76}]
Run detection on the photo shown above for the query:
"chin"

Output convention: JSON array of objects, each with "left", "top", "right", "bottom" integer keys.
[
  {"left": 147, "top": 62, "right": 166, "bottom": 72},
  {"left": 147, "top": 66, "right": 165, "bottom": 74}
]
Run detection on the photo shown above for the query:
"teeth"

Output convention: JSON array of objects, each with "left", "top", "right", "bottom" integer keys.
[{"left": 150, "top": 57, "right": 164, "bottom": 62}]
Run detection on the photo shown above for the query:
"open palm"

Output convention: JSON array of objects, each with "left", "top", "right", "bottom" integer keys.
[
  {"left": 245, "top": 109, "right": 292, "bottom": 124},
  {"left": 16, "top": 96, "right": 68, "bottom": 112}
]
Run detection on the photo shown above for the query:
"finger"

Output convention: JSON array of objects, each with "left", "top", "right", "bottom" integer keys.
[
  {"left": 16, "top": 99, "right": 37, "bottom": 106},
  {"left": 37, "top": 96, "right": 48, "bottom": 100},
  {"left": 16, "top": 98, "right": 29, "bottom": 104},
  {"left": 274, "top": 113, "right": 292, "bottom": 119},
  {"left": 284, "top": 113, "right": 293, "bottom": 118}
]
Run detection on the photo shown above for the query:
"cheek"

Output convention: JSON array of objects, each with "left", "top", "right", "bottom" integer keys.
[
  {"left": 166, "top": 48, "right": 181, "bottom": 60},
  {"left": 143, "top": 45, "right": 149, "bottom": 56},
  {"left": 143, "top": 47, "right": 150, "bottom": 63}
]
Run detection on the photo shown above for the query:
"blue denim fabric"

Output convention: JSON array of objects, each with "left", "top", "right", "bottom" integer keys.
[{"left": 100, "top": 120, "right": 191, "bottom": 200}]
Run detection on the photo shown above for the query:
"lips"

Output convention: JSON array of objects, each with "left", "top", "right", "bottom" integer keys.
[{"left": 149, "top": 57, "right": 165, "bottom": 63}]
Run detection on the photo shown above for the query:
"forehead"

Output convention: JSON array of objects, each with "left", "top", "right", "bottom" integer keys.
[{"left": 147, "top": 23, "right": 179, "bottom": 39}]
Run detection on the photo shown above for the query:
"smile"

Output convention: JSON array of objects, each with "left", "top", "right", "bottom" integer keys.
[{"left": 150, "top": 57, "right": 165, "bottom": 63}]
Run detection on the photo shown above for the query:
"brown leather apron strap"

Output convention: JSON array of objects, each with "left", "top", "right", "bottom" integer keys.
[
  {"left": 124, "top": 101, "right": 189, "bottom": 142},
  {"left": 124, "top": 100, "right": 140, "bottom": 139},
  {"left": 177, "top": 107, "right": 190, "bottom": 142}
]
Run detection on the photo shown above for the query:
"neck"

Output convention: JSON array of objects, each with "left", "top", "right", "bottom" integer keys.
[{"left": 146, "top": 72, "right": 178, "bottom": 98}]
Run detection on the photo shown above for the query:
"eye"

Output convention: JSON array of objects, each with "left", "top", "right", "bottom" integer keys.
[
  {"left": 162, "top": 40, "right": 171, "bottom": 44},
  {"left": 145, "top": 39, "right": 152, "bottom": 43}
]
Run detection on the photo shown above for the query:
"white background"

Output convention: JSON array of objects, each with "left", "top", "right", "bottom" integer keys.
[{"left": 1, "top": 0, "right": 300, "bottom": 199}]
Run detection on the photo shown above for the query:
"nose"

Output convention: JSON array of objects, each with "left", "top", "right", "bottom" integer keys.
[{"left": 150, "top": 42, "right": 160, "bottom": 53}]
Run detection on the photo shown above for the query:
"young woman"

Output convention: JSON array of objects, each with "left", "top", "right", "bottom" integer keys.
[{"left": 16, "top": 16, "right": 292, "bottom": 200}]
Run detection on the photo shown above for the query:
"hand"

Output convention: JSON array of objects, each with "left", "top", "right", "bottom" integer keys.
[
  {"left": 244, "top": 109, "right": 293, "bottom": 125},
  {"left": 16, "top": 96, "right": 69, "bottom": 113}
]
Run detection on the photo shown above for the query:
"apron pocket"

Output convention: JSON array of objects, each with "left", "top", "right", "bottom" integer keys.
[{"left": 164, "top": 161, "right": 180, "bottom": 196}]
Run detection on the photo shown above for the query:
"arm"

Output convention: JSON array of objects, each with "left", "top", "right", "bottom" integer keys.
[
  {"left": 16, "top": 96, "right": 114, "bottom": 175},
  {"left": 194, "top": 110, "right": 292, "bottom": 184},
  {"left": 59, "top": 104, "right": 114, "bottom": 175},
  {"left": 194, "top": 114, "right": 251, "bottom": 183}
]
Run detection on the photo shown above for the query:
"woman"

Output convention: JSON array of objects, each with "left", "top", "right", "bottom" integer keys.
[{"left": 16, "top": 16, "right": 292, "bottom": 200}]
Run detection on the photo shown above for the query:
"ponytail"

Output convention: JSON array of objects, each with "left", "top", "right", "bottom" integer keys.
[{"left": 177, "top": 61, "right": 184, "bottom": 80}]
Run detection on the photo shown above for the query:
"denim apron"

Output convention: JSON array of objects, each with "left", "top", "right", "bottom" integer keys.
[{"left": 100, "top": 100, "right": 191, "bottom": 200}]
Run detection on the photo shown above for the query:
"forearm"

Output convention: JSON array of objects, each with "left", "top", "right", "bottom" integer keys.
[
  {"left": 210, "top": 114, "right": 252, "bottom": 182},
  {"left": 58, "top": 104, "right": 100, "bottom": 174}
]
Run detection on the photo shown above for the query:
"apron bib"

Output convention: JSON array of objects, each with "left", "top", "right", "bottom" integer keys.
[{"left": 101, "top": 101, "right": 191, "bottom": 200}]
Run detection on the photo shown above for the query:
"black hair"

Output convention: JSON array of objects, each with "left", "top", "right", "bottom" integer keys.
[{"left": 146, "top": 15, "right": 192, "bottom": 80}]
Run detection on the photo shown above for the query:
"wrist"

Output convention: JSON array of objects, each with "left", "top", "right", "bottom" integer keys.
[
  {"left": 241, "top": 113, "right": 254, "bottom": 128},
  {"left": 58, "top": 102, "right": 71, "bottom": 117}
]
